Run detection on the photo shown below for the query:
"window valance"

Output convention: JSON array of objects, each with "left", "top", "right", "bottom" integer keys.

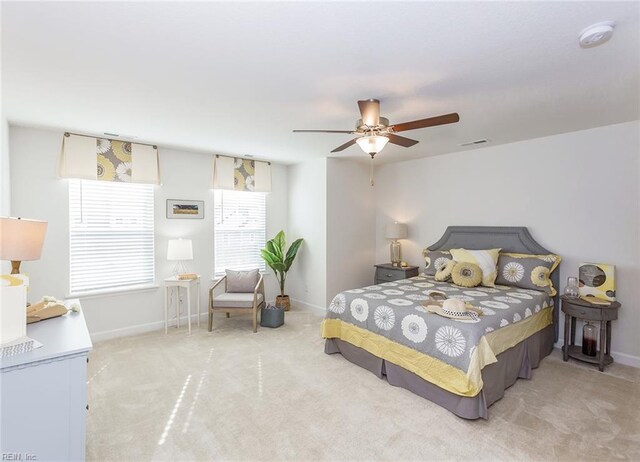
[
  {"left": 211, "top": 155, "right": 271, "bottom": 192},
  {"left": 58, "top": 133, "right": 161, "bottom": 184}
]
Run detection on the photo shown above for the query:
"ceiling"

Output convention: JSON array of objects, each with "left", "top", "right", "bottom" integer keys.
[{"left": 2, "top": 1, "right": 639, "bottom": 165}]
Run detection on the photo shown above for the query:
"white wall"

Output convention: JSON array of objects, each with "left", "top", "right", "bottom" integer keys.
[
  {"left": 286, "top": 158, "right": 327, "bottom": 309},
  {"left": 9, "top": 125, "right": 288, "bottom": 339},
  {"left": 373, "top": 121, "right": 640, "bottom": 365},
  {"left": 1, "top": 118, "right": 10, "bottom": 273},
  {"left": 326, "top": 158, "right": 375, "bottom": 302}
]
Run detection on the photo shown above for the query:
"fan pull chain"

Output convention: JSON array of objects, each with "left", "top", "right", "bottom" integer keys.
[{"left": 369, "top": 155, "right": 375, "bottom": 187}]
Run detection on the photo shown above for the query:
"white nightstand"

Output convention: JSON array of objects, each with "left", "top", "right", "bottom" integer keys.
[{"left": 164, "top": 275, "right": 201, "bottom": 334}]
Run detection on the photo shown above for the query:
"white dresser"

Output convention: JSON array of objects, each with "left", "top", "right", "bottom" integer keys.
[{"left": 0, "top": 301, "right": 92, "bottom": 461}]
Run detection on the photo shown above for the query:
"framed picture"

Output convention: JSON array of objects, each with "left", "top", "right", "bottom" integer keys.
[
  {"left": 579, "top": 262, "right": 616, "bottom": 301},
  {"left": 166, "top": 199, "right": 204, "bottom": 219}
]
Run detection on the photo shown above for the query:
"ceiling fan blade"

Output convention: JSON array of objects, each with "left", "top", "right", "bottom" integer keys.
[
  {"left": 330, "top": 138, "right": 358, "bottom": 153},
  {"left": 387, "top": 134, "right": 419, "bottom": 148},
  {"left": 358, "top": 99, "right": 380, "bottom": 126},
  {"left": 392, "top": 113, "right": 460, "bottom": 132},
  {"left": 293, "top": 129, "right": 354, "bottom": 134}
]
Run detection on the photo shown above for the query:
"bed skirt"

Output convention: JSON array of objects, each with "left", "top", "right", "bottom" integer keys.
[{"left": 324, "top": 323, "right": 554, "bottom": 420}]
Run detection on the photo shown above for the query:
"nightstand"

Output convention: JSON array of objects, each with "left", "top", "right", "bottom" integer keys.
[
  {"left": 374, "top": 263, "right": 419, "bottom": 284},
  {"left": 164, "top": 275, "right": 201, "bottom": 335},
  {"left": 561, "top": 295, "right": 620, "bottom": 372}
]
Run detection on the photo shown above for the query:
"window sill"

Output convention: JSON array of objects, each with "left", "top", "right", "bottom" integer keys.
[{"left": 67, "top": 283, "right": 159, "bottom": 300}]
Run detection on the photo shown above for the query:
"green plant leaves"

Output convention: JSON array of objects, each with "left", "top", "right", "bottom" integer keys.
[
  {"left": 260, "top": 249, "right": 286, "bottom": 273},
  {"left": 273, "top": 230, "right": 286, "bottom": 259},
  {"left": 284, "top": 238, "right": 304, "bottom": 272},
  {"left": 260, "top": 230, "right": 304, "bottom": 294}
]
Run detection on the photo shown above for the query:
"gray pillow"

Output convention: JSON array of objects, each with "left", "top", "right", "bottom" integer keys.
[
  {"left": 495, "top": 253, "right": 561, "bottom": 295},
  {"left": 422, "top": 250, "right": 452, "bottom": 276},
  {"left": 226, "top": 269, "right": 260, "bottom": 293}
]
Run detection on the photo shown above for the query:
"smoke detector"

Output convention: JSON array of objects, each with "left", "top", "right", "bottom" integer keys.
[{"left": 579, "top": 21, "right": 615, "bottom": 48}]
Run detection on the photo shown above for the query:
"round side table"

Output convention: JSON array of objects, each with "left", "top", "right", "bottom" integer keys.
[{"left": 560, "top": 295, "right": 620, "bottom": 372}]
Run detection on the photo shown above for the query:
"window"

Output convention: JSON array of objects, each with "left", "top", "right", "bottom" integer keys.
[
  {"left": 214, "top": 190, "right": 266, "bottom": 275},
  {"left": 69, "top": 179, "right": 155, "bottom": 294}
]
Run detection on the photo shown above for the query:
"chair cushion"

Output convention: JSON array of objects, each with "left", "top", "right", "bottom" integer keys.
[
  {"left": 213, "top": 292, "right": 264, "bottom": 308},
  {"left": 226, "top": 269, "right": 260, "bottom": 293}
]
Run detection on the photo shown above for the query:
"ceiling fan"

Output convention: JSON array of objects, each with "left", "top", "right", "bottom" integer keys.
[{"left": 293, "top": 99, "right": 460, "bottom": 158}]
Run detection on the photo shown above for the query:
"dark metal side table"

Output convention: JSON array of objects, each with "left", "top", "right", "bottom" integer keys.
[{"left": 561, "top": 295, "right": 620, "bottom": 372}]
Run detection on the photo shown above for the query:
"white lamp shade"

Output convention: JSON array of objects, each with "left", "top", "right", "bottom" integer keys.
[
  {"left": 167, "top": 239, "right": 193, "bottom": 261},
  {"left": 0, "top": 217, "right": 48, "bottom": 261},
  {"left": 356, "top": 135, "right": 389, "bottom": 155},
  {"left": 385, "top": 222, "right": 407, "bottom": 240}
]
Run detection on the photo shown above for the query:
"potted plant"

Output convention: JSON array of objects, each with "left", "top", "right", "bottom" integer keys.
[{"left": 260, "top": 230, "right": 303, "bottom": 311}]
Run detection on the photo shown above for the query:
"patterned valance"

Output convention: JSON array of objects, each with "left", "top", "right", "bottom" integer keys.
[
  {"left": 211, "top": 155, "right": 271, "bottom": 192},
  {"left": 58, "top": 133, "right": 161, "bottom": 184}
]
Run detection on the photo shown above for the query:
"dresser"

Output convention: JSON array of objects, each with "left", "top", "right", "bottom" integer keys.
[
  {"left": 0, "top": 300, "right": 92, "bottom": 461},
  {"left": 374, "top": 263, "right": 419, "bottom": 284}
]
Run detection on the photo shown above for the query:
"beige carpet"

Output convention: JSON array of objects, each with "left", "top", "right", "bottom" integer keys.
[{"left": 87, "top": 308, "right": 640, "bottom": 461}]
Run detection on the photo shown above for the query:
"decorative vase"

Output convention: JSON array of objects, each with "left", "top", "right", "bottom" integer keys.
[
  {"left": 276, "top": 295, "right": 291, "bottom": 311},
  {"left": 564, "top": 277, "right": 580, "bottom": 298},
  {"left": 582, "top": 322, "right": 597, "bottom": 356}
]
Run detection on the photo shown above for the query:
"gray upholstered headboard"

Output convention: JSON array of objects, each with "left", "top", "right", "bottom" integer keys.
[{"left": 427, "top": 226, "right": 560, "bottom": 341}]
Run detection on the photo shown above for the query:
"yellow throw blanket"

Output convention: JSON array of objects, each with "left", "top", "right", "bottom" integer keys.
[{"left": 321, "top": 306, "right": 552, "bottom": 397}]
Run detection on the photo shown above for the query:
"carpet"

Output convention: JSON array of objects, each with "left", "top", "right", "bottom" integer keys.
[{"left": 86, "top": 308, "right": 640, "bottom": 461}]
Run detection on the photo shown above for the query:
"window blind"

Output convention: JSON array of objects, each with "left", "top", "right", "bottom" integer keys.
[
  {"left": 69, "top": 179, "right": 155, "bottom": 294},
  {"left": 214, "top": 190, "right": 266, "bottom": 275}
]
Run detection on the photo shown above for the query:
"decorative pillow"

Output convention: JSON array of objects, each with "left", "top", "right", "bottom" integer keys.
[
  {"left": 226, "top": 269, "right": 260, "bottom": 293},
  {"left": 451, "top": 262, "right": 483, "bottom": 288},
  {"left": 450, "top": 248, "right": 501, "bottom": 287},
  {"left": 495, "top": 253, "right": 561, "bottom": 295},
  {"left": 422, "top": 249, "right": 452, "bottom": 276},
  {"left": 435, "top": 259, "right": 456, "bottom": 282}
]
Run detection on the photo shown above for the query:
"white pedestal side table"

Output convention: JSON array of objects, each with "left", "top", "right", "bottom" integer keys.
[{"left": 164, "top": 275, "right": 200, "bottom": 334}]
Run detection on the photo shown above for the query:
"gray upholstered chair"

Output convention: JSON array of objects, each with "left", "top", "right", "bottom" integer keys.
[{"left": 208, "top": 269, "right": 265, "bottom": 333}]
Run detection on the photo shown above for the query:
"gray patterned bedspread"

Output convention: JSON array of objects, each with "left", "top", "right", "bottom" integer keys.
[{"left": 325, "top": 275, "right": 552, "bottom": 373}]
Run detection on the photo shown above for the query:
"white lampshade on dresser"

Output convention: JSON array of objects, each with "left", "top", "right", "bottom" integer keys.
[
  {"left": 167, "top": 238, "right": 193, "bottom": 275},
  {"left": 385, "top": 222, "right": 407, "bottom": 266},
  {"left": 0, "top": 217, "right": 48, "bottom": 274}
]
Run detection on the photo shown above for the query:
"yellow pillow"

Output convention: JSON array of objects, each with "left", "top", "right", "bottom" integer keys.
[
  {"left": 435, "top": 259, "right": 456, "bottom": 282},
  {"left": 451, "top": 262, "right": 483, "bottom": 287},
  {"left": 450, "top": 248, "right": 501, "bottom": 287}
]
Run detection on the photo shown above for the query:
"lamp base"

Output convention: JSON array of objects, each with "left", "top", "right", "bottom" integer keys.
[
  {"left": 389, "top": 241, "right": 401, "bottom": 266},
  {"left": 172, "top": 261, "right": 189, "bottom": 277},
  {"left": 10, "top": 261, "right": 21, "bottom": 274}
]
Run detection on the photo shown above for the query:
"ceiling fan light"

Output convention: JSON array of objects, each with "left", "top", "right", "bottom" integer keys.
[{"left": 356, "top": 135, "right": 389, "bottom": 155}]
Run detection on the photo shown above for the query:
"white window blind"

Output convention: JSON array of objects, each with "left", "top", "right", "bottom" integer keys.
[
  {"left": 214, "top": 190, "right": 266, "bottom": 275},
  {"left": 69, "top": 179, "right": 155, "bottom": 294}
]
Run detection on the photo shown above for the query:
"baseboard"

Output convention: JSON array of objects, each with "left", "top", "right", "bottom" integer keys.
[
  {"left": 90, "top": 312, "right": 209, "bottom": 342},
  {"left": 555, "top": 339, "right": 640, "bottom": 368},
  {"left": 290, "top": 298, "right": 326, "bottom": 313},
  {"left": 91, "top": 320, "right": 165, "bottom": 342}
]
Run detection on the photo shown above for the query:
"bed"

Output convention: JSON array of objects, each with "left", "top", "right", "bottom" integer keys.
[{"left": 321, "top": 226, "right": 559, "bottom": 419}]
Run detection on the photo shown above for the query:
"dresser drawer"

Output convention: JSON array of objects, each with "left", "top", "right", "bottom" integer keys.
[
  {"left": 562, "top": 303, "right": 606, "bottom": 321},
  {"left": 375, "top": 267, "right": 405, "bottom": 282}
]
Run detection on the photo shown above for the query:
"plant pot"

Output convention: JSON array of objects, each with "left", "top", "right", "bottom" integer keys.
[{"left": 276, "top": 295, "right": 291, "bottom": 311}]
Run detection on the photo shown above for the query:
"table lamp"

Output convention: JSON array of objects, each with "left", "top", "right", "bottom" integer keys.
[
  {"left": 0, "top": 217, "right": 47, "bottom": 346},
  {"left": 385, "top": 222, "right": 407, "bottom": 266},
  {"left": 0, "top": 217, "right": 48, "bottom": 274},
  {"left": 167, "top": 238, "right": 193, "bottom": 276}
]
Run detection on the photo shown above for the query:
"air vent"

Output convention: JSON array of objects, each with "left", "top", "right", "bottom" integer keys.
[{"left": 459, "top": 139, "right": 489, "bottom": 147}]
